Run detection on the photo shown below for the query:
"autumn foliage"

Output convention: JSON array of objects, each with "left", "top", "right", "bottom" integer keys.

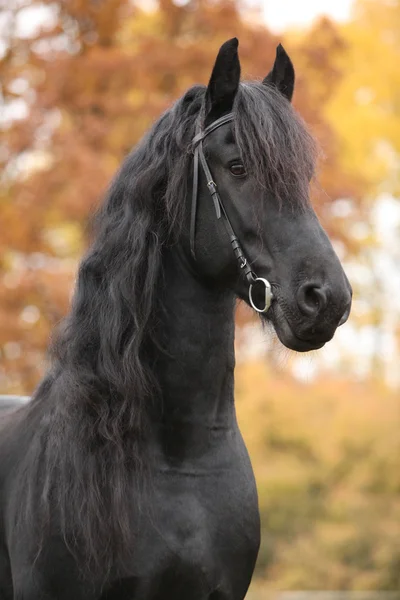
[{"left": 236, "top": 361, "right": 400, "bottom": 593}]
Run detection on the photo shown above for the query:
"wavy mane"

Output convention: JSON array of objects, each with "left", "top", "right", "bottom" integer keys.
[{"left": 13, "top": 81, "right": 317, "bottom": 577}]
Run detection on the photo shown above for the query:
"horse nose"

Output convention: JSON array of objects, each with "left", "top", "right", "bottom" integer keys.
[{"left": 296, "top": 282, "right": 328, "bottom": 317}]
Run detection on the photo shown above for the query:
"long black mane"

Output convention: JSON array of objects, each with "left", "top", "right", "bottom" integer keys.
[{"left": 9, "top": 82, "right": 317, "bottom": 576}]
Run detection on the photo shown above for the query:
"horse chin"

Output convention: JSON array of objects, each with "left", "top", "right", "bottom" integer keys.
[{"left": 265, "top": 301, "right": 328, "bottom": 353}]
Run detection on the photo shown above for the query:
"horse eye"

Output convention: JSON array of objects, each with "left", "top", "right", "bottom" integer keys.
[{"left": 230, "top": 163, "right": 246, "bottom": 177}]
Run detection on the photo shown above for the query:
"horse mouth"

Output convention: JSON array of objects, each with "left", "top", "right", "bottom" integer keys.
[{"left": 266, "top": 301, "right": 329, "bottom": 352}]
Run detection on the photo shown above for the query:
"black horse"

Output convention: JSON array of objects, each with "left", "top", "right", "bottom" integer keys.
[{"left": 0, "top": 39, "right": 351, "bottom": 599}]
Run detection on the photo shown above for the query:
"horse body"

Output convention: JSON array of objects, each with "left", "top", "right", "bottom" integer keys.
[
  {"left": 1, "top": 429, "right": 258, "bottom": 600},
  {"left": 0, "top": 247, "right": 259, "bottom": 599},
  {"left": 0, "top": 39, "right": 352, "bottom": 599}
]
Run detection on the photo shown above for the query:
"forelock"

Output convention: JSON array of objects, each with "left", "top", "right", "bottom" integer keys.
[{"left": 232, "top": 81, "right": 318, "bottom": 208}]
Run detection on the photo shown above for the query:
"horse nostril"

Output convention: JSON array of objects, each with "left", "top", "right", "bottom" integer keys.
[{"left": 297, "top": 283, "right": 328, "bottom": 317}]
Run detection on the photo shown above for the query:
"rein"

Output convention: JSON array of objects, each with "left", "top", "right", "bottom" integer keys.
[{"left": 190, "top": 112, "right": 273, "bottom": 314}]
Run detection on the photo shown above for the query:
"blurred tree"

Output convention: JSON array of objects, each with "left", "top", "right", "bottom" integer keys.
[
  {"left": 291, "top": 17, "right": 367, "bottom": 221},
  {"left": 325, "top": 0, "right": 400, "bottom": 197}
]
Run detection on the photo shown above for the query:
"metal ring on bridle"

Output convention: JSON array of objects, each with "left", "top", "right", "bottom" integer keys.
[{"left": 249, "top": 278, "right": 273, "bottom": 313}]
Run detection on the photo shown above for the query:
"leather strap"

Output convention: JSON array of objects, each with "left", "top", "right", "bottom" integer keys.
[
  {"left": 190, "top": 112, "right": 256, "bottom": 284},
  {"left": 190, "top": 113, "right": 233, "bottom": 259},
  {"left": 189, "top": 111, "right": 273, "bottom": 312}
]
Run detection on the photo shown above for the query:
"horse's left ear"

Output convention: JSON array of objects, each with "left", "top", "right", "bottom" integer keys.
[
  {"left": 263, "top": 44, "right": 295, "bottom": 102},
  {"left": 205, "top": 37, "right": 241, "bottom": 126}
]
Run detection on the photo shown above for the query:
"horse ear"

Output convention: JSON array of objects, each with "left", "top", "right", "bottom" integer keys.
[
  {"left": 263, "top": 44, "right": 295, "bottom": 102},
  {"left": 205, "top": 38, "right": 241, "bottom": 126}
]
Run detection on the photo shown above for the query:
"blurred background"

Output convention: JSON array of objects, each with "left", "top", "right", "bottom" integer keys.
[{"left": 1, "top": 0, "right": 400, "bottom": 595}]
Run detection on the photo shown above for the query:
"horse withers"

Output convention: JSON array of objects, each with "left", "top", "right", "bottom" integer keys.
[{"left": 0, "top": 39, "right": 351, "bottom": 600}]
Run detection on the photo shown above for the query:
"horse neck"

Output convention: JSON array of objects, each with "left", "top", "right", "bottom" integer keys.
[{"left": 150, "top": 245, "right": 237, "bottom": 458}]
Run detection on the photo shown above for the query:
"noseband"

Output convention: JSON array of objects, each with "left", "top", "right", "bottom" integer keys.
[{"left": 190, "top": 112, "right": 273, "bottom": 314}]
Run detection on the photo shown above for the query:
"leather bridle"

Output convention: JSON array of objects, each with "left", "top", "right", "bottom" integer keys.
[{"left": 190, "top": 112, "right": 273, "bottom": 314}]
